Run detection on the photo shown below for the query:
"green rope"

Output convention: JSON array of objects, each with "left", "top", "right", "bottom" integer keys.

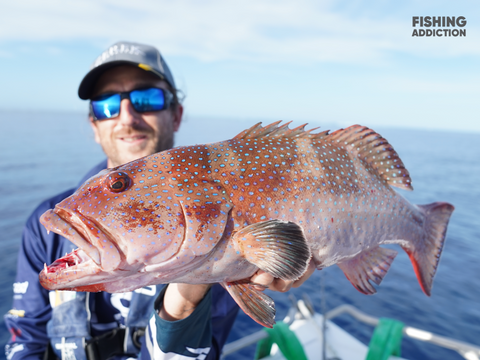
[
  {"left": 255, "top": 321, "right": 308, "bottom": 360},
  {"left": 366, "top": 318, "right": 404, "bottom": 360}
]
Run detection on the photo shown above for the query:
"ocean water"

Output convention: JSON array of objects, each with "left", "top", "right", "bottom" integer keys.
[{"left": 0, "top": 110, "right": 479, "bottom": 360}]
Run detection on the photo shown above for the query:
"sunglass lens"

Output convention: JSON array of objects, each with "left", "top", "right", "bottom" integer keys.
[
  {"left": 130, "top": 88, "right": 165, "bottom": 112},
  {"left": 91, "top": 93, "right": 121, "bottom": 120}
]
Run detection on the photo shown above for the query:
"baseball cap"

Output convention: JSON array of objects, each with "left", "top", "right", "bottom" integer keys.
[{"left": 78, "top": 41, "right": 176, "bottom": 100}]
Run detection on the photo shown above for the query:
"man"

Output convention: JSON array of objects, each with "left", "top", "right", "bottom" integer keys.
[{"left": 5, "top": 41, "right": 314, "bottom": 360}]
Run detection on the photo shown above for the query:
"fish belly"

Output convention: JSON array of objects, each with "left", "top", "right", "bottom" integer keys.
[{"left": 172, "top": 238, "right": 259, "bottom": 284}]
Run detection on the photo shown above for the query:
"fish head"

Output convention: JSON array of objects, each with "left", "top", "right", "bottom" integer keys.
[{"left": 39, "top": 156, "right": 189, "bottom": 292}]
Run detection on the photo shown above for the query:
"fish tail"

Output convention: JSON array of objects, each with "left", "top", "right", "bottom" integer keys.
[{"left": 402, "top": 202, "right": 454, "bottom": 296}]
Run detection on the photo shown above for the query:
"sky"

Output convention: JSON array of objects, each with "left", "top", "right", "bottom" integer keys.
[{"left": 0, "top": 0, "right": 479, "bottom": 133}]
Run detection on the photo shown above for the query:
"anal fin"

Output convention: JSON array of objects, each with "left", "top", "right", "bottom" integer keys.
[
  {"left": 337, "top": 247, "right": 397, "bottom": 295},
  {"left": 223, "top": 281, "right": 276, "bottom": 328},
  {"left": 232, "top": 220, "right": 311, "bottom": 281}
]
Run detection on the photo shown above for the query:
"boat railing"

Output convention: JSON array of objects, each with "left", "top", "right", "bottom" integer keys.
[
  {"left": 221, "top": 301, "right": 480, "bottom": 360},
  {"left": 222, "top": 306, "right": 297, "bottom": 357},
  {"left": 324, "top": 304, "right": 480, "bottom": 360}
]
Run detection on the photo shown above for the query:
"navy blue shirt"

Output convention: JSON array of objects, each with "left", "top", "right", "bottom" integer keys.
[{"left": 4, "top": 161, "right": 239, "bottom": 360}]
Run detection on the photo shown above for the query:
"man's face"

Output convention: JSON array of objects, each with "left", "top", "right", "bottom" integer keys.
[{"left": 90, "top": 65, "right": 183, "bottom": 168}]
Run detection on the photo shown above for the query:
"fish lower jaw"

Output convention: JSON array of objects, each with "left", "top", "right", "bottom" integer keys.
[{"left": 39, "top": 248, "right": 105, "bottom": 290}]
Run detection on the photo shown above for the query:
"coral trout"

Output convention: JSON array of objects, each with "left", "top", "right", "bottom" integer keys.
[{"left": 39, "top": 122, "right": 454, "bottom": 327}]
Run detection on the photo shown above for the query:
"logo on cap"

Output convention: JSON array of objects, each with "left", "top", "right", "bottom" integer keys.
[{"left": 93, "top": 44, "right": 146, "bottom": 69}]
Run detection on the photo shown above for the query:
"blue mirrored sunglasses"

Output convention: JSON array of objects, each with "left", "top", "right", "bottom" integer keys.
[{"left": 90, "top": 87, "right": 174, "bottom": 121}]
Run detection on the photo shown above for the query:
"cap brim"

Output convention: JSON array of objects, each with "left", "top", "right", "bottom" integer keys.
[{"left": 77, "top": 60, "right": 165, "bottom": 100}]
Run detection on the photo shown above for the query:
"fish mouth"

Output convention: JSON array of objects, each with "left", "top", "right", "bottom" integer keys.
[
  {"left": 40, "top": 207, "right": 123, "bottom": 286},
  {"left": 41, "top": 247, "right": 96, "bottom": 278},
  {"left": 39, "top": 245, "right": 119, "bottom": 291}
]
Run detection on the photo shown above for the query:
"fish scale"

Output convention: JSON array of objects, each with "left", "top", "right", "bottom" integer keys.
[
  {"left": 201, "top": 126, "right": 417, "bottom": 268},
  {"left": 39, "top": 122, "right": 454, "bottom": 328}
]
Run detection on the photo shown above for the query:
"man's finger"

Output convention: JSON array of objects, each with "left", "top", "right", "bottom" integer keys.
[
  {"left": 250, "top": 270, "right": 274, "bottom": 290},
  {"left": 249, "top": 259, "right": 317, "bottom": 292},
  {"left": 270, "top": 278, "right": 293, "bottom": 292}
]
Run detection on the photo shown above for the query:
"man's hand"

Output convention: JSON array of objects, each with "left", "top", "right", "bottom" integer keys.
[
  {"left": 159, "top": 283, "right": 212, "bottom": 321},
  {"left": 250, "top": 259, "right": 316, "bottom": 292}
]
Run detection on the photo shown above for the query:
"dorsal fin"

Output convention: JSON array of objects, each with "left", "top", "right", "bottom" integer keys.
[
  {"left": 231, "top": 122, "right": 412, "bottom": 190},
  {"left": 327, "top": 125, "right": 413, "bottom": 190},
  {"left": 233, "top": 122, "right": 268, "bottom": 140},
  {"left": 232, "top": 121, "right": 328, "bottom": 141},
  {"left": 233, "top": 121, "right": 287, "bottom": 140}
]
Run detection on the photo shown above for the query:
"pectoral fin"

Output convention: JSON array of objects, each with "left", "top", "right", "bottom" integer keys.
[
  {"left": 232, "top": 220, "right": 311, "bottom": 281},
  {"left": 222, "top": 280, "right": 276, "bottom": 328},
  {"left": 337, "top": 246, "right": 397, "bottom": 295}
]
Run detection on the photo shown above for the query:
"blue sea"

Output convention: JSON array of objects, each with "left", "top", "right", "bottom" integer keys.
[{"left": 1, "top": 110, "right": 479, "bottom": 360}]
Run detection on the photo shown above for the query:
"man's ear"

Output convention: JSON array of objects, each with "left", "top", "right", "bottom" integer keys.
[
  {"left": 89, "top": 116, "right": 101, "bottom": 144},
  {"left": 172, "top": 103, "right": 183, "bottom": 132}
]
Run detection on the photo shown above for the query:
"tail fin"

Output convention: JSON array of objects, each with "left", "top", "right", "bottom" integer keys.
[{"left": 402, "top": 202, "right": 454, "bottom": 296}]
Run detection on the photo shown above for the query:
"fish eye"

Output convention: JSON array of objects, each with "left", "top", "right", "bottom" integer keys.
[{"left": 107, "top": 172, "right": 131, "bottom": 193}]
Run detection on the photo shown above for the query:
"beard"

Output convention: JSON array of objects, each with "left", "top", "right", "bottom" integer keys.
[{"left": 101, "top": 119, "right": 175, "bottom": 168}]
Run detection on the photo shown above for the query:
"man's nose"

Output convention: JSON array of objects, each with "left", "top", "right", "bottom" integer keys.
[{"left": 117, "top": 98, "right": 141, "bottom": 126}]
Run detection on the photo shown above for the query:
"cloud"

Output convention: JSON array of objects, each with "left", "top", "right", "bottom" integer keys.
[
  {"left": 373, "top": 75, "right": 480, "bottom": 94},
  {"left": 1, "top": 0, "right": 478, "bottom": 64}
]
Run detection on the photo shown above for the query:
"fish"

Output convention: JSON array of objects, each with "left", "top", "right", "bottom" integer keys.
[{"left": 39, "top": 122, "right": 454, "bottom": 327}]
